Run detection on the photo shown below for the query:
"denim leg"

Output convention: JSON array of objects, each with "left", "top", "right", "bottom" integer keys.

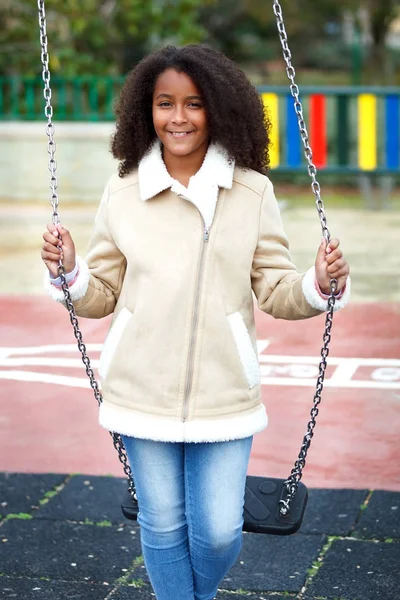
[
  {"left": 185, "top": 437, "right": 253, "bottom": 600},
  {"left": 121, "top": 436, "right": 195, "bottom": 600}
]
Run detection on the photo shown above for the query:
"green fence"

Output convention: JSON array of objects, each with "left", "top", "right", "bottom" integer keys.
[
  {"left": 1, "top": 76, "right": 399, "bottom": 174},
  {"left": 0, "top": 76, "right": 125, "bottom": 122}
]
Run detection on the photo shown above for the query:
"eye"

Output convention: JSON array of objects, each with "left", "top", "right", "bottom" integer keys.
[
  {"left": 158, "top": 101, "right": 172, "bottom": 107},
  {"left": 188, "top": 102, "right": 202, "bottom": 108}
]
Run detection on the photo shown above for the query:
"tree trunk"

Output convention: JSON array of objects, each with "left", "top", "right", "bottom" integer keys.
[{"left": 363, "top": 2, "right": 397, "bottom": 84}]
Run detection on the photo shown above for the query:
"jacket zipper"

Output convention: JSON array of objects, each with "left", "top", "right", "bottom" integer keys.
[{"left": 181, "top": 212, "right": 210, "bottom": 422}]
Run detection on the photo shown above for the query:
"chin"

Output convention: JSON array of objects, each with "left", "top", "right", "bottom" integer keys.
[{"left": 165, "top": 145, "right": 197, "bottom": 156}]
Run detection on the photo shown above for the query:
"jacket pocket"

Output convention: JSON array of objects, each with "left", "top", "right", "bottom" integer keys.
[
  {"left": 99, "top": 307, "right": 133, "bottom": 380},
  {"left": 227, "top": 311, "right": 260, "bottom": 389}
]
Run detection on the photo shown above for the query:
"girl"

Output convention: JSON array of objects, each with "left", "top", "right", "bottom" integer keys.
[{"left": 41, "top": 45, "right": 350, "bottom": 600}]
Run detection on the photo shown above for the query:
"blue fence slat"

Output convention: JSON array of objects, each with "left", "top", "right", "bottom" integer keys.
[
  {"left": 286, "top": 94, "right": 301, "bottom": 168},
  {"left": 385, "top": 95, "right": 400, "bottom": 169}
]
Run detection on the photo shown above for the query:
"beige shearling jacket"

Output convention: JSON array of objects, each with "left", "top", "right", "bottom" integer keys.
[{"left": 46, "top": 141, "right": 350, "bottom": 443}]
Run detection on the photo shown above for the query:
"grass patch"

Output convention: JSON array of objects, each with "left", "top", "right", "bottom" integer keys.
[
  {"left": 4, "top": 513, "right": 33, "bottom": 521},
  {"left": 132, "top": 555, "right": 144, "bottom": 567},
  {"left": 305, "top": 535, "right": 337, "bottom": 580},
  {"left": 37, "top": 478, "right": 69, "bottom": 507},
  {"left": 127, "top": 578, "right": 146, "bottom": 588}
]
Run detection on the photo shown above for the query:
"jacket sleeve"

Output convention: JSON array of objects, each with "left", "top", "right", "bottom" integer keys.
[
  {"left": 250, "top": 179, "right": 350, "bottom": 320},
  {"left": 44, "top": 178, "right": 126, "bottom": 319}
]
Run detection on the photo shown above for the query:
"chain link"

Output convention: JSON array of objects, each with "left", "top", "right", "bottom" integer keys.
[
  {"left": 37, "top": 0, "right": 136, "bottom": 502},
  {"left": 273, "top": 0, "right": 337, "bottom": 516}
]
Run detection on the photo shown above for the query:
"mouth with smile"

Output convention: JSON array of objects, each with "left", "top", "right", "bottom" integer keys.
[{"left": 167, "top": 131, "right": 194, "bottom": 138}]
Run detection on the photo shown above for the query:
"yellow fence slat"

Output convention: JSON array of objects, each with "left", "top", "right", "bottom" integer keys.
[
  {"left": 262, "top": 93, "right": 279, "bottom": 168},
  {"left": 358, "top": 94, "right": 377, "bottom": 170}
]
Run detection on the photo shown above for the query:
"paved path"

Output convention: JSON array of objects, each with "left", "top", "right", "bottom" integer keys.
[
  {"left": 1, "top": 472, "right": 399, "bottom": 599},
  {"left": 1, "top": 297, "right": 399, "bottom": 492}
]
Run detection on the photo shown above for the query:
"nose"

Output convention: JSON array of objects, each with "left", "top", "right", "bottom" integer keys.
[{"left": 172, "top": 105, "right": 188, "bottom": 125}]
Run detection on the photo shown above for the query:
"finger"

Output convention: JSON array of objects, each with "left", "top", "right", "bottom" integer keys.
[
  {"left": 47, "top": 222, "right": 60, "bottom": 237},
  {"left": 326, "top": 248, "right": 343, "bottom": 264},
  {"left": 43, "top": 231, "right": 61, "bottom": 247},
  {"left": 327, "top": 258, "right": 346, "bottom": 275},
  {"left": 42, "top": 244, "right": 62, "bottom": 257},
  {"left": 335, "top": 276, "right": 349, "bottom": 293},
  {"left": 326, "top": 238, "right": 340, "bottom": 254},
  {"left": 315, "top": 238, "right": 328, "bottom": 265},
  {"left": 329, "top": 265, "right": 350, "bottom": 279},
  {"left": 43, "top": 241, "right": 62, "bottom": 254},
  {"left": 42, "top": 250, "right": 63, "bottom": 262},
  {"left": 55, "top": 224, "right": 74, "bottom": 249}
]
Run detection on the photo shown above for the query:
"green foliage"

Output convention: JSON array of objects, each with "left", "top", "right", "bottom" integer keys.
[
  {"left": 1, "top": 0, "right": 399, "bottom": 83},
  {"left": 39, "top": 489, "right": 59, "bottom": 505},
  {"left": 133, "top": 555, "right": 144, "bottom": 567},
  {"left": 96, "top": 519, "right": 112, "bottom": 527},
  {"left": 5, "top": 512, "right": 33, "bottom": 520},
  {"left": 128, "top": 578, "right": 146, "bottom": 588},
  {"left": 0, "top": 0, "right": 215, "bottom": 76}
]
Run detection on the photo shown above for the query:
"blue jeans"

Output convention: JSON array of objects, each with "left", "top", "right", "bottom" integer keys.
[{"left": 121, "top": 435, "right": 253, "bottom": 600}]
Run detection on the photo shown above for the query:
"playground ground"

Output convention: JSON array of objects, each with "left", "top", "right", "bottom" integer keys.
[{"left": 0, "top": 197, "right": 399, "bottom": 599}]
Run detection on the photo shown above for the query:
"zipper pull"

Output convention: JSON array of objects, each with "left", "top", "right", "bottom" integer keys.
[{"left": 204, "top": 228, "right": 210, "bottom": 242}]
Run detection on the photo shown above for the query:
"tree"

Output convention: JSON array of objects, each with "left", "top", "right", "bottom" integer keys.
[
  {"left": 361, "top": 0, "right": 400, "bottom": 83},
  {"left": 243, "top": 0, "right": 400, "bottom": 82},
  {"left": 0, "top": 0, "right": 214, "bottom": 76}
]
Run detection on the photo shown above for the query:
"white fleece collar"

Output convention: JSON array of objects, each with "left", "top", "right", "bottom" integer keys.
[{"left": 138, "top": 139, "right": 235, "bottom": 202}]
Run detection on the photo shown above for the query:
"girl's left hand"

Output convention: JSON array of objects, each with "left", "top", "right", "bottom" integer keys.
[{"left": 315, "top": 238, "right": 350, "bottom": 295}]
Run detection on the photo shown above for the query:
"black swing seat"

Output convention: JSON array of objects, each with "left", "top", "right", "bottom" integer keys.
[{"left": 121, "top": 475, "right": 308, "bottom": 535}]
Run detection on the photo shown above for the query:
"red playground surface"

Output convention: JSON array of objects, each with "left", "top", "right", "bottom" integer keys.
[{"left": 1, "top": 296, "right": 399, "bottom": 491}]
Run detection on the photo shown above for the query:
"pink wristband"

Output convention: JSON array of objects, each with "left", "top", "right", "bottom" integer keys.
[
  {"left": 315, "top": 280, "right": 345, "bottom": 300},
  {"left": 51, "top": 268, "right": 80, "bottom": 289}
]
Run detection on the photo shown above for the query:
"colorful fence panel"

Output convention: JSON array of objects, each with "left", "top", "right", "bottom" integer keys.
[
  {"left": 257, "top": 86, "right": 400, "bottom": 174},
  {"left": 385, "top": 95, "right": 400, "bottom": 170},
  {"left": 262, "top": 93, "right": 279, "bottom": 168},
  {"left": 358, "top": 94, "right": 377, "bottom": 171},
  {"left": 310, "top": 94, "right": 327, "bottom": 169}
]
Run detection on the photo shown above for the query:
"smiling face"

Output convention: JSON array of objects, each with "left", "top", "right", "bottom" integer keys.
[{"left": 152, "top": 68, "right": 209, "bottom": 170}]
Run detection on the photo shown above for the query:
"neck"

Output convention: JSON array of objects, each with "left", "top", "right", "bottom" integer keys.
[{"left": 162, "top": 143, "right": 208, "bottom": 188}]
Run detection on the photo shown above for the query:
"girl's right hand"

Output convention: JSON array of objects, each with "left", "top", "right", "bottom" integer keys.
[{"left": 41, "top": 223, "right": 76, "bottom": 278}]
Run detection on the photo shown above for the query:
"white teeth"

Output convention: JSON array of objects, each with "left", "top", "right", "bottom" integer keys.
[{"left": 171, "top": 132, "right": 190, "bottom": 137}]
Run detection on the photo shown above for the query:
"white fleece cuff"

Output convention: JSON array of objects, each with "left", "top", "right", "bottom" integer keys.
[
  {"left": 302, "top": 266, "right": 351, "bottom": 312},
  {"left": 44, "top": 255, "right": 90, "bottom": 303}
]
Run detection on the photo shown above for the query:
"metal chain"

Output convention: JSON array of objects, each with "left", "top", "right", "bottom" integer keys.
[
  {"left": 273, "top": 0, "right": 333, "bottom": 241},
  {"left": 37, "top": 0, "right": 136, "bottom": 501},
  {"left": 273, "top": 0, "right": 337, "bottom": 516}
]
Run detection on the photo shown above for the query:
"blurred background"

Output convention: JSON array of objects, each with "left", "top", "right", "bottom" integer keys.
[
  {"left": 0, "top": 1, "right": 399, "bottom": 488},
  {"left": 0, "top": 0, "right": 400, "bottom": 298}
]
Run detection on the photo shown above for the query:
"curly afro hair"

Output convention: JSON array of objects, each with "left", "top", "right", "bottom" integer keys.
[{"left": 111, "top": 44, "right": 271, "bottom": 177}]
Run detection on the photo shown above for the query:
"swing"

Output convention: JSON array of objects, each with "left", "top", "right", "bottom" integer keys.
[{"left": 37, "top": 0, "right": 337, "bottom": 536}]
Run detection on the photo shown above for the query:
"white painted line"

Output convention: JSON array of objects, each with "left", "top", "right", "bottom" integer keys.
[
  {"left": 256, "top": 339, "right": 270, "bottom": 353},
  {"left": 0, "top": 343, "right": 399, "bottom": 390},
  {"left": 0, "top": 358, "right": 100, "bottom": 368},
  {"left": 370, "top": 367, "right": 400, "bottom": 382},
  {"left": 0, "top": 370, "right": 93, "bottom": 388},
  {"left": 259, "top": 355, "right": 400, "bottom": 367},
  {"left": 260, "top": 377, "right": 400, "bottom": 390},
  {"left": 0, "top": 344, "right": 103, "bottom": 357},
  {"left": 324, "top": 361, "right": 360, "bottom": 382}
]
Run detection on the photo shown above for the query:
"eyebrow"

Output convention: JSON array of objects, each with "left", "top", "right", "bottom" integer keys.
[{"left": 155, "top": 93, "right": 202, "bottom": 100}]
